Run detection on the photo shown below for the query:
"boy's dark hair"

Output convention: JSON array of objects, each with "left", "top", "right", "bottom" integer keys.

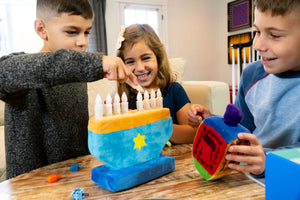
[
  {"left": 254, "top": 0, "right": 300, "bottom": 16},
  {"left": 37, "top": 0, "right": 93, "bottom": 20}
]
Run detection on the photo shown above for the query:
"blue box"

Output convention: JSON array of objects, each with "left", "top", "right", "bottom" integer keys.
[{"left": 265, "top": 148, "right": 300, "bottom": 200}]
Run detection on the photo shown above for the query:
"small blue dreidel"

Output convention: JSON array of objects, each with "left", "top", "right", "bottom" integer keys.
[
  {"left": 192, "top": 104, "right": 250, "bottom": 180},
  {"left": 71, "top": 188, "right": 89, "bottom": 200},
  {"left": 70, "top": 164, "right": 83, "bottom": 172}
]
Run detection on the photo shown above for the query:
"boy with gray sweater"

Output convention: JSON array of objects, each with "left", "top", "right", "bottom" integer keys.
[{"left": 0, "top": 0, "right": 136, "bottom": 179}]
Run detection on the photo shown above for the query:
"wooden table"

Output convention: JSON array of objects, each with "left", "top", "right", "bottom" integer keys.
[{"left": 0, "top": 144, "right": 265, "bottom": 200}]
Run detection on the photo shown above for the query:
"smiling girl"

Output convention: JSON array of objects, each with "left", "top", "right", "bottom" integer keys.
[{"left": 117, "top": 24, "right": 209, "bottom": 144}]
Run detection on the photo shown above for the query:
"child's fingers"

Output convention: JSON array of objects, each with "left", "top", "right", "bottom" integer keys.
[
  {"left": 114, "top": 58, "right": 137, "bottom": 83},
  {"left": 188, "top": 109, "right": 198, "bottom": 120},
  {"left": 102, "top": 56, "right": 117, "bottom": 80},
  {"left": 193, "top": 105, "right": 202, "bottom": 115},
  {"left": 227, "top": 162, "right": 262, "bottom": 174},
  {"left": 187, "top": 104, "right": 212, "bottom": 127},
  {"left": 227, "top": 162, "right": 250, "bottom": 172},
  {"left": 188, "top": 110, "right": 202, "bottom": 127},
  {"left": 188, "top": 118, "right": 201, "bottom": 127},
  {"left": 114, "top": 57, "right": 128, "bottom": 81},
  {"left": 127, "top": 72, "right": 138, "bottom": 85},
  {"left": 116, "top": 66, "right": 126, "bottom": 82},
  {"left": 189, "top": 105, "right": 197, "bottom": 115},
  {"left": 226, "top": 150, "right": 263, "bottom": 164},
  {"left": 237, "top": 132, "right": 260, "bottom": 146},
  {"left": 226, "top": 133, "right": 265, "bottom": 175},
  {"left": 228, "top": 144, "right": 260, "bottom": 156},
  {"left": 105, "top": 68, "right": 116, "bottom": 80},
  {"left": 226, "top": 153, "right": 265, "bottom": 175},
  {"left": 194, "top": 105, "right": 212, "bottom": 118}
]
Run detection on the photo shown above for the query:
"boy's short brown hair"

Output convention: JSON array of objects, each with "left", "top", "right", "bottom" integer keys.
[
  {"left": 254, "top": 0, "right": 300, "bottom": 16},
  {"left": 36, "top": 0, "right": 93, "bottom": 21}
]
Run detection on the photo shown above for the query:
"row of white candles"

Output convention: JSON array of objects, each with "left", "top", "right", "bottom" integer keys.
[{"left": 95, "top": 89, "right": 163, "bottom": 119}]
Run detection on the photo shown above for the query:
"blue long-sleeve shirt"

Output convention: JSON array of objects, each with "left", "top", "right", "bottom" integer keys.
[{"left": 235, "top": 60, "right": 300, "bottom": 152}]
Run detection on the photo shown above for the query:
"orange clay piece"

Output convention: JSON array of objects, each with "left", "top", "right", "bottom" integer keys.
[{"left": 47, "top": 174, "right": 62, "bottom": 183}]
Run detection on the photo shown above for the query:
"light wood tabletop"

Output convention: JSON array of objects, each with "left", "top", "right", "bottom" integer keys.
[{"left": 0, "top": 144, "right": 265, "bottom": 200}]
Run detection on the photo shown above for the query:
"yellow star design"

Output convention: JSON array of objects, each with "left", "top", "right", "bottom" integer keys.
[{"left": 133, "top": 133, "right": 146, "bottom": 150}]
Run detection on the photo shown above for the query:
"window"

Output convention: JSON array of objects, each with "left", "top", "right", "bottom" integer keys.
[
  {"left": 117, "top": 0, "right": 168, "bottom": 50},
  {"left": 123, "top": 5, "right": 159, "bottom": 34},
  {"left": 0, "top": 0, "right": 41, "bottom": 56},
  {"left": 0, "top": 5, "right": 8, "bottom": 56}
]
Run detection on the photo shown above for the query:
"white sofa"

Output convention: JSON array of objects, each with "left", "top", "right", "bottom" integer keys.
[{"left": 0, "top": 58, "right": 230, "bottom": 182}]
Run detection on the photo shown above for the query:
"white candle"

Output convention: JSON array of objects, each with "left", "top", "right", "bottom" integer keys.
[
  {"left": 106, "top": 94, "right": 112, "bottom": 116},
  {"left": 114, "top": 93, "right": 121, "bottom": 115},
  {"left": 143, "top": 90, "right": 150, "bottom": 110},
  {"left": 150, "top": 89, "right": 156, "bottom": 109},
  {"left": 156, "top": 88, "right": 163, "bottom": 108},
  {"left": 136, "top": 91, "right": 143, "bottom": 112},
  {"left": 95, "top": 94, "right": 103, "bottom": 119},
  {"left": 121, "top": 92, "right": 128, "bottom": 114}
]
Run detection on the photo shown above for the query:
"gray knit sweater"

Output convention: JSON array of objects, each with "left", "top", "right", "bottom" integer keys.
[{"left": 0, "top": 49, "right": 104, "bottom": 178}]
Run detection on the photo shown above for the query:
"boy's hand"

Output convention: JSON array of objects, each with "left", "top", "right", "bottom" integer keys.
[
  {"left": 102, "top": 55, "right": 137, "bottom": 84},
  {"left": 188, "top": 104, "right": 212, "bottom": 127},
  {"left": 226, "top": 133, "right": 265, "bottom": 175}
]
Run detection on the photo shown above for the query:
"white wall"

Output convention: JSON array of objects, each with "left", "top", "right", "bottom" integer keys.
[
  {"left": 106, "top": 0, "right": 234, "bottom": 85},
  {"left": 167, "top": 0, "right": 221, "bottom": 82},
  {"left": 106, "top": 0, "right": 120, "bottom": 58},
  {"left": 216, "top": 0, "right": 233, "bottom": 85}
]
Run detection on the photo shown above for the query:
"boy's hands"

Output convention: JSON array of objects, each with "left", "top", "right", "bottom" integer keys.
[
  {"left": 102, "top": 55, "right": 137, "bottom": 84},
  {"left": 188, "top": 104, "right": 212, "bottom": 127},
  {"left": 226, "top": 133, "right": 265, "bottom": 175}
]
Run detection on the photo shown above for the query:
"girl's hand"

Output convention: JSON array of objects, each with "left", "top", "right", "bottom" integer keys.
[
  {"left": 102, "top": 55, "right": 137, "bottom": 84},
  {"left": 225, "top": 133, "right": 265, "bottom": 175},
  {"left": 188, "top": 104, "right": 212, "bottom": 127}
]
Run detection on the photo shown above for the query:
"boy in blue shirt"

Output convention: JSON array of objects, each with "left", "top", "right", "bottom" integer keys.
[
  {"left": 189, "top": 0, "right": 300, "bottom": 177},
  {"left": 0, "top": 0, "right": 136, "bottom": 179}
]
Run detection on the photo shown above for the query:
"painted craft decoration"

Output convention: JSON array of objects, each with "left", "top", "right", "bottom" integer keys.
[
  {"left": 88, "top": 90, "right": 174, "bottom": 192},
  {"left": 192, "top": 104, "right": 250, "bottom": 180}
]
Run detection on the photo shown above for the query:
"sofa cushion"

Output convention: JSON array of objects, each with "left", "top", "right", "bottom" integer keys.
[
  {"left": 0, "top": 101, "right": 4, "bottom": 126},
  {"left": 0, "top": 126, "right": 6, "bottom": 182},
  {"left": 88, "top": 79, "right": 117, "bottom": 118},
  {"left": 169, "top": 57, "right": 186, "bottom": 83},
  {"left": 182, "top": 81, "right": 230, "bottom": 116}
]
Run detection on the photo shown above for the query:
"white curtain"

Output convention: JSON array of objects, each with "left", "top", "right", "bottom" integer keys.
[{"left": 87, "top": 0, "right": 107, "bottom": 54}]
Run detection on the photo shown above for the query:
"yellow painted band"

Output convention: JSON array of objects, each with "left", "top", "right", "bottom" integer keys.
[{"left": 88, "top": 108, "right": 170, "bottom": 134}]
